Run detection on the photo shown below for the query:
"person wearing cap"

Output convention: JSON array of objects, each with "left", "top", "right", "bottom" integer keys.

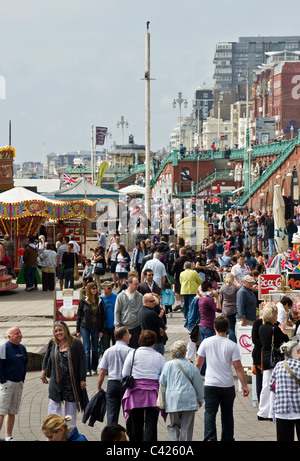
[{"left": 236, "top": 275, "right": 257, "bottom": 333}]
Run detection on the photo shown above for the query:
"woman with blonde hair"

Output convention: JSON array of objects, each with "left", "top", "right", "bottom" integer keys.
[
  {"left": 40, "top": 321, "right": 88, "bottom": 425},
  {"left": 257, "top": 303, "right": 289, "bottom": 421},
  {"left": 41, "top": 414, "right": 87, "bottom": 441},
  {"left": 219, "top": 272, "right": 239, "bottom": 342}
]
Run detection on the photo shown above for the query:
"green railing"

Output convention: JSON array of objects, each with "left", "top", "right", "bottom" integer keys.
[
  {"left": 195, "top": 169, "right": 233, "bottom": 192},
  {"left": 235, "top": 133, "right": 300, "bottom": 205}
]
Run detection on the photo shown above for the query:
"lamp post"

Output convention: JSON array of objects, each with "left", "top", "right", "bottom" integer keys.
[
  {"left": 172, "top": 92, "right": 188, "bottom": 147},
  {"left": 117, "top": 116, "right": 129, "bottom": 145}
]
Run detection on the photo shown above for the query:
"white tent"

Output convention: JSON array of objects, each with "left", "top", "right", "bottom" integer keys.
[
  {"left": 0, "top": 186, "right": 62, "bottom": 205},
  {"left": 118, "top": 184, "right": 146, "bottom": 195}
]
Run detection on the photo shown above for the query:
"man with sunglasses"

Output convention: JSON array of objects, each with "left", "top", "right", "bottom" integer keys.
[
  {"left": 138, "top": 269, "right": 161, "bottom": 297},
  {"left": 138, "top": 294, "right": 167, "bottom": 355}
]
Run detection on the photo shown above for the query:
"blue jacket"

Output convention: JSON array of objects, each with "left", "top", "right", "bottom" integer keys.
[
  {"left": 161, "top": 288, "right": 175, "bottom": 306},
  {"left": 184, "top": 296, "right": 200, "bottom": 331},
  {"left": 67, "top": 427, "right": 87, "bottom": 441}
]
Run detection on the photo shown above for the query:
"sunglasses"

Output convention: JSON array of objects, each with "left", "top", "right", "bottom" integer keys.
[{"left": 91, "top": 287, "right": 98, "bottom": 290}]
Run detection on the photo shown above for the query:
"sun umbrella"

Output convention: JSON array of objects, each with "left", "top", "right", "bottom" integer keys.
[{"left": 273, "top": 184, "right": 289, "bottom": 254}]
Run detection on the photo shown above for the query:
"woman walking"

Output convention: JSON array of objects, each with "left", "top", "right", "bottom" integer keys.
[
  {"left": 76, "top": 282, "right": 105, "bottom": 376},
  {"left": 40, "top": 321, "right": 88, "bottom": 425}
]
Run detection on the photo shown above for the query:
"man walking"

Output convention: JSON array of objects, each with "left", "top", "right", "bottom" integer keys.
[
  {"left": 138, "top": 293, "right": 167, "bottom": 355},
  {"left": 138, "top": 269, "right": 161, "bottom": 297},
  {"left": 0, "top": 327, "right": 28, "bottom": 441},
  {"left": 23, "top": 237, "right": 38, "bottom": 291},
  {"left": 114, "top": 276, "right": 143, "bottom": 349},
  {"left": 195, "top": 316, "right": 249, "bottom": 441},
  {"left": 97, "top": 327, "right": 132, "bottom": 425},
  {"left": 236, "top": 274, "right": 257, "bottom": 329},
  {"left": 141, "top": 252, "right": 167, "bottom": 289}
]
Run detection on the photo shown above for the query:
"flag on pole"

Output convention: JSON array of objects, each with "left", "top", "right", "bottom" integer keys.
[
  {"left": 95, "top": 127, "right": 107, "bottom": 146},
  {"left": 63, "top": 173, "right": 77, "bottom": 186},
  {"left": 293, "top": 263, "right": 300, "bottom": 274},
  {"left": 84, "top": 176, "right": 94, "bottom": 185}
]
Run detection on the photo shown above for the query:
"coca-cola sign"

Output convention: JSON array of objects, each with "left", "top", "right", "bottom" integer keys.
[{"left": 258, "top": 274, "right": 282, "bottom": 299}]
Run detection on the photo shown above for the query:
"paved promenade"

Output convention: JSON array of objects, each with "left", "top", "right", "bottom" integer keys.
[{"left": 0, "top": 283, "right": 276, "bottom": 442}]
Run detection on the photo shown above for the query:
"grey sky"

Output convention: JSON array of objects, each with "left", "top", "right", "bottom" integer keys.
[{"left": 1, "top": 0, "right": 300, "bottom": 164}]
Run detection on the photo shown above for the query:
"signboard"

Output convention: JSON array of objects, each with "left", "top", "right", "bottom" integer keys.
[
  {"left": 54, "top": 289, "right": 81, "bottom": 321},
  {"left": 258, "top": 274, "right": 282, "bottom": 299},
  {"left": 287, "top": 273, "right": 300, "bottom": 290},
  {"left": 237, "top": 326, "right": 253, "bottom": 367}
]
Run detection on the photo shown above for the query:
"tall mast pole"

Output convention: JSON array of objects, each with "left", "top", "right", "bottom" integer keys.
[{"left": 145, "top": 21, "right": 151, "bottom": 221}]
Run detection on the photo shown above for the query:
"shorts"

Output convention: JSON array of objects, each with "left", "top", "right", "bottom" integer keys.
[
  {"left": 0, "top": 380, "right": 23, "bottom": 415},
  {"left": 117, "top": 272, "right": 128, "bottom": 279},
  {"left": 57, "top": 264, "right": 64, "bottom": 280},
  {"left": 110, "top": 261, "right": 117, "bottom": 273},
  {"left": 248, "top": 235, "right": 256, "bottom": 246}
]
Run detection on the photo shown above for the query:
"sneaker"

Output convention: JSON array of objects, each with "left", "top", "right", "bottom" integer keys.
[
  {"left": 92, "top": 370, "right": 98, "bottom": 376},
  {"left": 86, "top": 372, "right": 91, "bottom": 377},
  {"left": 5, "top": 437, "right": 15, "bottom": 441}
]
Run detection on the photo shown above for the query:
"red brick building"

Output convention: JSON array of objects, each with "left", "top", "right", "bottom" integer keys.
[{"left": 252, "top": 55, "right": 300, "bottom": 140}]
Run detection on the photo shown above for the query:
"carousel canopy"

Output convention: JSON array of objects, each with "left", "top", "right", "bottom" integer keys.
[{"left": 0, "top": 186, "right": 97, "bottom": 222}]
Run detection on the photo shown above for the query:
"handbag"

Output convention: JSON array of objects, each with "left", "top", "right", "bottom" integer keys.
[
  {"left": 94, "top": 259, "right": 106, "bottom": 275},
  {"left": 73, "top": 253, "right": 79, "bottom": 281},
  {"left": 270, "top": 328, "right": 284, "bottom": 368},
  {"left": 121, "top": 350, "right": 136, "bottom": 388},
  {"left": 156, "top": 384, "right": 166, "bottom": 409}
]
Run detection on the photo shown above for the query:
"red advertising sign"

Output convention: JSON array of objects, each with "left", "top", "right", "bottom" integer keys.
[{"left": 258, "top": 274, "right": 282, "bottom": 299}]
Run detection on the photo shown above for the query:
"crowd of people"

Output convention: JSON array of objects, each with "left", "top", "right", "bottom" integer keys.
[{"left": 2, "top": 206, "right": 300, "bottom": 442}]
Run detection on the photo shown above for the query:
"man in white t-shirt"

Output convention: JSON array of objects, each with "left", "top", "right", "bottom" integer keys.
[{"left": 195, "top": 315, "right": 249, "bottom": 441}]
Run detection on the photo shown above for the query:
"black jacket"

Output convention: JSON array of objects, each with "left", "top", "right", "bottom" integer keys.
[
  {"left": 82, "top": 390, "right": 106, "bottom": 426},
  {"left": 138, "top": 305, "right": 166, "bottom": 344},
  {"left": 259, "top": 321, "right": 289, "bottom": 370},
  {"left": 76, "top": 298, "right": 105, "bottom": 333}
]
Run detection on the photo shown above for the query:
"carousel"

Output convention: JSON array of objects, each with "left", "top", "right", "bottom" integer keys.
[{"left": 0, "top": 186, "right": 97, "bottom": 289}]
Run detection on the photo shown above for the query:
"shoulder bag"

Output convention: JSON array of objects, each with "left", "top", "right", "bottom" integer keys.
[
  {"left": 121, "top": 349, "right": 136, "bottom": 388},
  {"left": 175, "top": 360, "right": 193, "bottom": 386},
  {"left": 283, "top": 360, "right": 300, "bottom": 385}
]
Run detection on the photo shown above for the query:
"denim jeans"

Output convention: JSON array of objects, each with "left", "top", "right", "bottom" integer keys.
[
  {"left": 182, "top": 294, "right": 195, "bottom": 318},
  {"left": 63, "top": 267, "right": 74, "bottom": 288},
  {"left": 24, "top": 266, "right": 36, "bottom": 289},
  {"left": 204, "top": 385, "right": 236, "bottom": 441},
  {"left": 199, "top": 326, "right": 215, "bottom": 376},
  {"left": 227, "top": 313, "right": 237, "bottom": 343},
  {"left": 80, "top": 327, "right": 99, "bottom": 372},
  {"left": 268, "top": 238, "right": 275, "bottom": 258}
]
